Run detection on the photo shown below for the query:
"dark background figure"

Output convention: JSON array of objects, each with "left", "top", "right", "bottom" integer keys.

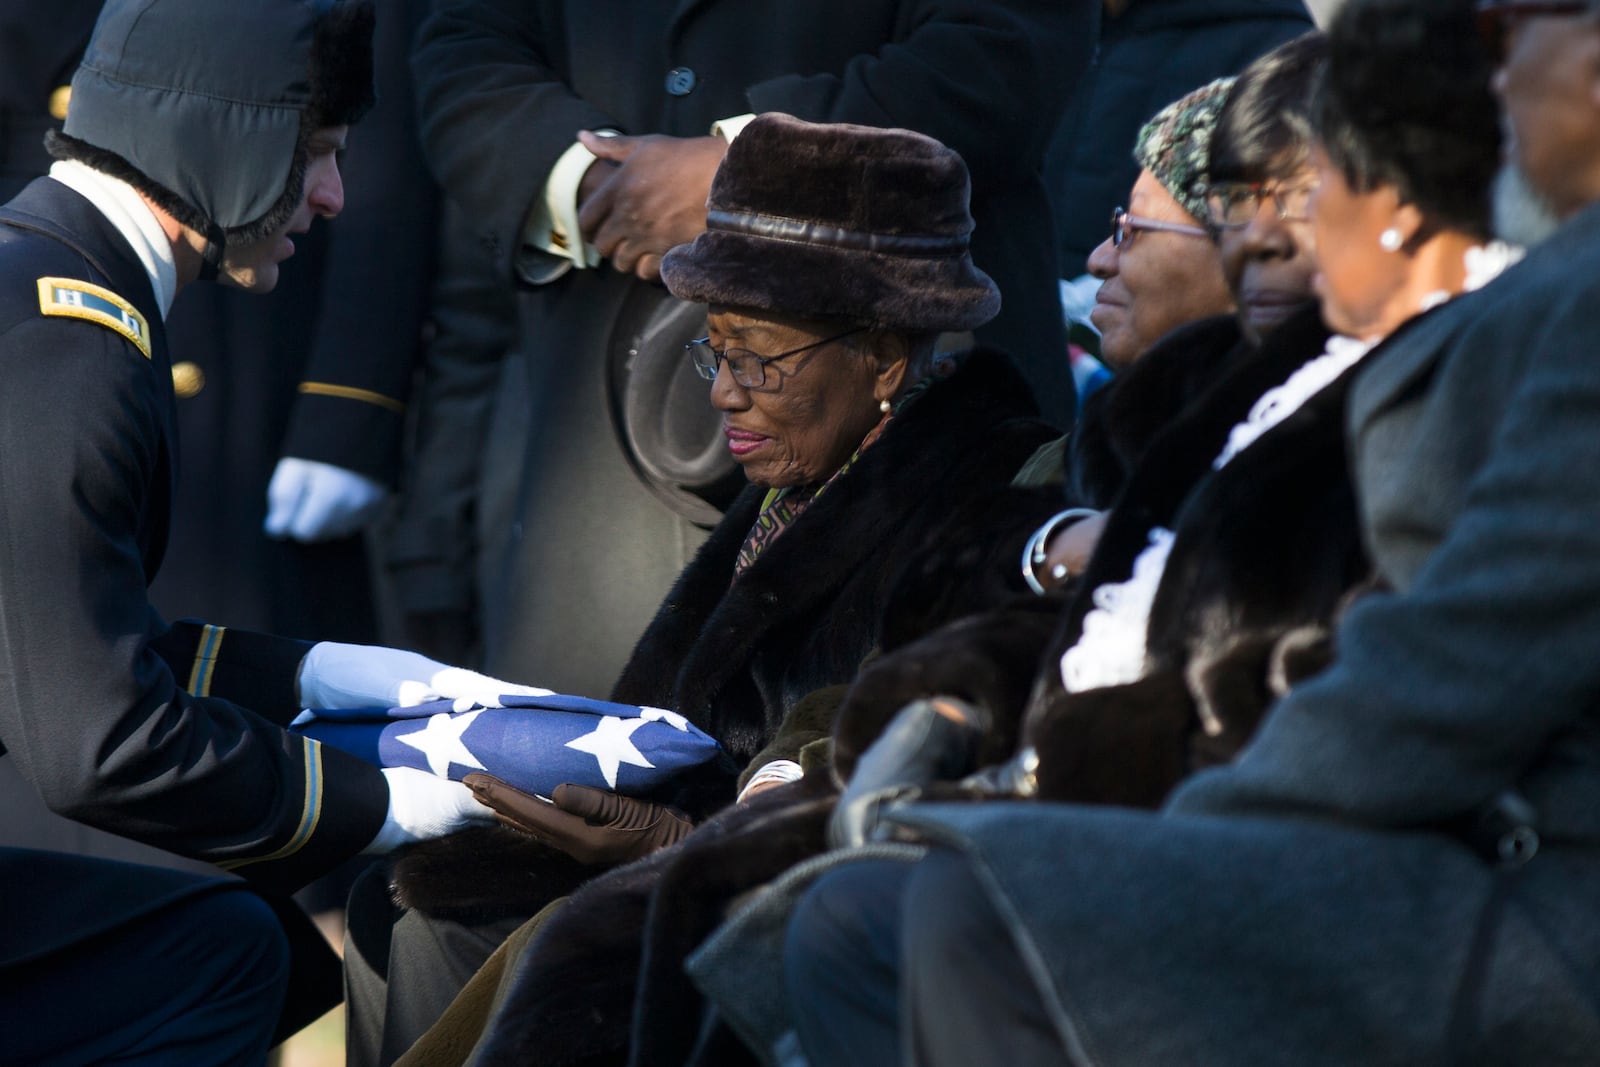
[
  {"left": 1047, "top": 0, "right": 1314, "bottom": 277},
  {"left": 151, "top": 0, "right": 437, "bottom": 648},
  {"left": 0, "top": 2, "right": 99, "bottom": 200},
  {"left": 380, "top": 199, "right": 519, "bottom": 668},
  {"left": 399, "top": 0, "right": 1098, "bottom": 703}
]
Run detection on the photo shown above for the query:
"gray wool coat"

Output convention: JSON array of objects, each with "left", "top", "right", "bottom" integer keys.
[{"left": 898, "top": 202, "right": 1600, "bottom": 1065}]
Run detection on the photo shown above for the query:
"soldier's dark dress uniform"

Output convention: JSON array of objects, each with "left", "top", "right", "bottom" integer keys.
[{"left": 0, "top": 176, "right": 389, "bottom": 1049}]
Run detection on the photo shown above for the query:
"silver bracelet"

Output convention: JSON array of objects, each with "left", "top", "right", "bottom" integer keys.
[{"left": 1020, "top": 508, "right": 1101, "bottom": 596}]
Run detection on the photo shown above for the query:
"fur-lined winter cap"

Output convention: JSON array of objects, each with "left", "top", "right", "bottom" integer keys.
[
  {"left": 661, "top": 113, "right": 1000, "bottom": 333},
  {"left": 1135, "top": 77, "right": 1236, "bottom": 223},
  {"left": 50, "top": 0, "right": 374, "bottom": 245}
]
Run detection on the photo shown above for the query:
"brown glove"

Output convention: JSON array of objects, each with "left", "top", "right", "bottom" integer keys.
[{"left": 462, "top": 774, "right": 693, "bottom": 866}]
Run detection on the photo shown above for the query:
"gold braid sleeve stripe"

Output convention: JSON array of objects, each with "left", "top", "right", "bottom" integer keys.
[
  {"left": 185, "top": 624, "right": 226, "bottom": 697},
  {"left": 297, "top": 381, "right": 406, "bottom": 414},
  {"left": 217, "top": 738, "right": 326, "bottom": 871}
]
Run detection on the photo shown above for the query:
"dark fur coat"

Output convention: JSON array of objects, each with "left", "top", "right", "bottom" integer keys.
[{"left": 872, "top": 312, "right": 1251, "bottom": 661}]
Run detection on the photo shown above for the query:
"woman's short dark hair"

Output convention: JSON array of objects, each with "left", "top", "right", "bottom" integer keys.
[
  {"left": 1315, "top": 0, "right": 1500, "bottom": 238},
  {"left": 1208, "top": 32, "right": 1328, "bottom": 185}
]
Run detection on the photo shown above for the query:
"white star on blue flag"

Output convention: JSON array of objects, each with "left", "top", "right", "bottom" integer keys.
[{"left": 291, "top": 692, "right": 723, "bottom": 799}]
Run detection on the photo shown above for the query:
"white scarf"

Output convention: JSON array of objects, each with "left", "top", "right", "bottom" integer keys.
[{"left": 48, "top": 159, "right": 178, "bottom": 318}]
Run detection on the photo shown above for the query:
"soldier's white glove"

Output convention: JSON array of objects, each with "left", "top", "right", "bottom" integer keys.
[
  {"left": 297, "top": 641, "right": 552, "bottom": 711},
  {"left": 363, "top": 766, "right": 497, "bottom": 853},
  {"left": 264, "top": 457, "right": 389, "bottom": 542}
]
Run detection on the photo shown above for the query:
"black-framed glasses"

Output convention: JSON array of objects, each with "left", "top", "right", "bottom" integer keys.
[
  {"left": 686, "top": 326, "right": 865, "bottom": 389},
  {"left": 1476, "top": 0, "right": 1596, "bottom": 58},
  {"left": 1109, "top": 206, "right": 1210, "bottom": 249},
  {"left": 1201, "top": 180, "right": 1318, "bottom": 230}
]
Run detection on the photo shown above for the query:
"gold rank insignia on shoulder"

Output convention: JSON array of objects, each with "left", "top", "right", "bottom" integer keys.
[{"left": 36, "top": 276, "right": 152, "bottom": 360}]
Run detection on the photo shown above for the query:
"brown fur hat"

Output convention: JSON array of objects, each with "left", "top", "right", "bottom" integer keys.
[{"left": 661, "top": 113, "right": 1001, "bottom": 332}]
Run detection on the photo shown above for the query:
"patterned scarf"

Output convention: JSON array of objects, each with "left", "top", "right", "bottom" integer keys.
[{"left": 734, "top": 381, "right": 929, "bottom": 577}]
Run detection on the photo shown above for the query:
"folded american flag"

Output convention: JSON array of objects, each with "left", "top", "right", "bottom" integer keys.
[{"left": 291, "top": 693, "right": 723, "bottom": 799}]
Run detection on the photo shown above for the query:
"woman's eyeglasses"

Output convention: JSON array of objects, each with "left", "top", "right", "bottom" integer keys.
[
  {"left": 1109, "top": 206, "right": 1210, "bottom": 249},
  {"left": 686, "top": 327, "right": 865, "bottom": 389},
  {"left": 1201, "top": 181, "right": 1318, "bottom": 230},
  {"left": 1476, "top": 0, "right": 1595, "bottom": 60}
]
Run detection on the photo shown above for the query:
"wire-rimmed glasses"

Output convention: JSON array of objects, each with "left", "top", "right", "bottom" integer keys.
[{"left": 686, "top": 327, "right": 865, "bottom": 389}]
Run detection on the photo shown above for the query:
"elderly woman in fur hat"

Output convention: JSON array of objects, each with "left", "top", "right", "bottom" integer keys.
[{"left": 344, "top": 112, "right": 1057, "bottom": 1065}]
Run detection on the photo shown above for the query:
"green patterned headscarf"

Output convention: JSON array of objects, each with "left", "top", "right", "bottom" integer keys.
[{"left": 1134, "top": 77, "right": 1236, "bottom": 223}]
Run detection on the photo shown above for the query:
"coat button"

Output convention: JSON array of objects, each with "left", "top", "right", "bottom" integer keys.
[
  {"left": 664, "top": 67, "right": 696, "bottom": 96},
  {"left": 171, "top": 361, "right": 206, "bottom": 399}
]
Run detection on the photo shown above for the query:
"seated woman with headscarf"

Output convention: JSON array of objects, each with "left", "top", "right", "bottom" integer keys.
[{"left": 343, "top": 112, "right": 1058, "bottom": 1065}]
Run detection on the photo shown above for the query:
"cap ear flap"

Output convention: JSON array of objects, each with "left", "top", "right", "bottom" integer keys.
[
  {"left": 223, "top": 132, "right": 310, "bottom": 246},
  {"left": 45, "top": 129, "right": 216, "bottom": 238},
  {"left": 227, "top": 0, "right": 374, "bottom": 246}
]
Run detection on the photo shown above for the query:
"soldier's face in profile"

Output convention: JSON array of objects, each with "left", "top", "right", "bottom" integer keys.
[{"left": 220, "top": 125, "right": 348, "bottom": 294}]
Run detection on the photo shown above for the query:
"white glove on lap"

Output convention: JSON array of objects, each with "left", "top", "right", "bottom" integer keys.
[
  {"left": 264, "top": 457, "right": 389, "bottom": 542},
  {"left": 298, "top": 641, "right": 553, "bottom": 711},
  {"left": 363, "top": 766, "right": 496, "bottom": 853}
]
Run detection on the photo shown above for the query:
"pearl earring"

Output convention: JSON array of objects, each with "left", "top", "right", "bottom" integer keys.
[
  {"left": 879, "top": 398, "right": 892, "bottom": 414},
  {"left": 1379, "top": 228, "right": 1403, "bottom": 252}
]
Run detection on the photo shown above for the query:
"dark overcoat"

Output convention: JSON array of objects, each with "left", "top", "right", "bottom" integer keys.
[
  {"left": 906, "top": 208, "right": 1600, "bottom": 1063},
  {"left": 0, "top": 181, "right": 390, "bottom": 936},
  {"left": 0, "top": 2, "right": 100, "bottom": 198},
  {"left": 407, "top": 0, "right": 1097, "bottom": 700}
]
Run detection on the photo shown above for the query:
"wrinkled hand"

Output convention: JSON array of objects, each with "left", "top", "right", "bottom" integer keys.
[
  {"left": 264, "top": 457, "right": 389, "bottom": 542},
  {"left": 297, "top": 641, "right": 552, "bottom": 711},
  {"left": 464, "top": 776, "right": 692, "bottom": 865},
  {"left": 576, "top": 131, "right": 727, "bottom": 281},
  {"left": 364, "top": 766, "right": 497, "bottom": 853},
  {"left": 829, "top": 698, "right": 985, "bottom": 849}
]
